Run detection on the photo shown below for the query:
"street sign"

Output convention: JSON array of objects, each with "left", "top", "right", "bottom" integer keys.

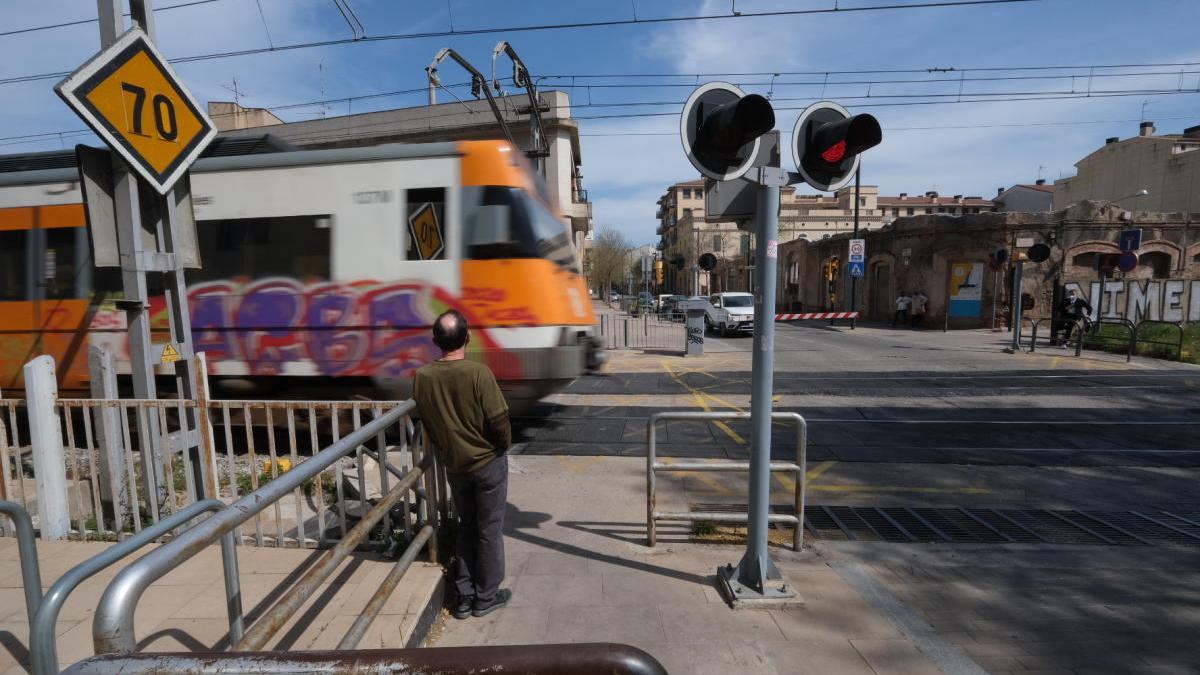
[
  {"left": 408, "top": 203, "right": 445, "bottom": 260},
  {"left": 848, "top": 238, "right": 865, "bottom": 263},
  {"left": 56, "top": 27, "right": 216, "bottom": 194},
  {"left": 848, "top": 261, "right": 865, "bottom": 277},
  {"left": 1119, "top": 228, "right": 1143, "bottom": 252},
  {"left": 1118, "top": 251, "right": 1139, "bottom": 272}
]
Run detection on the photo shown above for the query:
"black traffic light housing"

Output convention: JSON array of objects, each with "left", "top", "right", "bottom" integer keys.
[
  {"left": 792, "top": 101, "right": 881, "bottom": 192},
  {"left": 680, "top": 82, "right": 776, "bottom": 181},
  {"left": 698, "top": 252, "right": 718, "bottom": 271}
]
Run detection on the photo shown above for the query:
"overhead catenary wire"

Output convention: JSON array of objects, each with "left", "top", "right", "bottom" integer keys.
[
  {"left": 0, "top": 0, "right": 1036, "bottom": 87},
  {"left": 0, "top": 0, "right": 221, "bottom": 38}
]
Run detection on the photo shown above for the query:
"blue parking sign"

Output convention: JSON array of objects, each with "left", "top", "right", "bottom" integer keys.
[{"left": 1119, "top": 229, "right": 1142, "bottom": 252}]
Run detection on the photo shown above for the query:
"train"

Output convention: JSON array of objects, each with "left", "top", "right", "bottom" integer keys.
[{"left": 0, "top": 138, "right": 601, "bottom": 406}]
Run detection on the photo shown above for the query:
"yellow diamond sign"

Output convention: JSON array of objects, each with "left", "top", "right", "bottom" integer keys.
[
  {"left": 408, "top": 203, "right": 445, "bottom": 260},
  {"left": 55, "top": 27, "right": 216, "bottom": 194}
]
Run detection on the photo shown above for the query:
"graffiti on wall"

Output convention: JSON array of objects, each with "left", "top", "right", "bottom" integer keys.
[{"left": 1064, "top": 279, "right": 1200, "bottom": 323}]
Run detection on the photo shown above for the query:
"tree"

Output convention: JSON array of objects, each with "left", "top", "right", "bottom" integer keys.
[{"left": 590, "top": 226, "right": 632, "bottom": 300}]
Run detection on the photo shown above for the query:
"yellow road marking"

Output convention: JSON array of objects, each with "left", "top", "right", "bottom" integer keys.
[
  {"left": 661, "top": 360, "right": 747, "bottom": 445},
  {"left": 809, "top": 485, "right": 991, "bottom": 494},
  {"left": 806, "top": 460, "right": 837, "bottom": 482}
]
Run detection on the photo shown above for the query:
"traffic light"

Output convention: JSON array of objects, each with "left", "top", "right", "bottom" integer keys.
[
  {"left": 680, "top": 82, "right": 776, "bottom": 181},
  {"left": 698, "top": 252, "right": 718, "bottom": 271},
  {"left": 672, "top": 254, "right": 685, "bottom": 268},
  {"left": 654, "top": 259, "right": 664, "bottom": 285},
  {"left": 830, "top": 256, "right": 841, "bottom": 278},
  {"left": 792, "top": 101, "right": 882, "bottom": 191},
  {"left": 822, "top": 260, "right": 832, "bottom": 280}
]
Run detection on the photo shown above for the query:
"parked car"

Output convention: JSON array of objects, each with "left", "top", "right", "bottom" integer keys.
[
  {"left": 637, "top": 292, "right": 656, "bottom": 311},
  {"left": 705, "top": 292, "right": 755, "bottom": 336},
  {"left": 608, "top": 291, "right": 621, "bottom": 303},
  {"left": 661, "top": 294, "right": 688, "bottom": 318}
]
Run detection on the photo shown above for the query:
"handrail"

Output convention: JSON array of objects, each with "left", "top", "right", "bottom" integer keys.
[
  {"left": 647, "top": 411, "right": 807, "bottom": 552},
  {"left": 93, "top": 400, "right": 415, "bottom": 655},
  {"left": 235, "top": 450, "right": 432, "bottom": 651},
  {"left": 0, "top": 500, "right": 42, "bottom": 625},
  {"left": 1134, "top": 320, "right": 1186, "bottom": 360},
  {"left": 62, "top": 644, "right": 670, "bottom": 675},
  {"left": 31, "top": 498, "right": 241, "bottom": 675}
]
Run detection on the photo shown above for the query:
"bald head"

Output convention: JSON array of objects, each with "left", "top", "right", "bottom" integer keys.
[{"left": 432, "top": 310, "right": 469, "bottom": 353}]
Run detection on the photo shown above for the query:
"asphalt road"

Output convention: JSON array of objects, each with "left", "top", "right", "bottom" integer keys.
[{"left": 513, "top": 320, "right": 1200, "bottom": 511}]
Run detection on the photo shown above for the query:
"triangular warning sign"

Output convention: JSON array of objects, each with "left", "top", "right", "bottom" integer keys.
[{"left": 160, "top": 343, "right": 181, "bottom": 363}]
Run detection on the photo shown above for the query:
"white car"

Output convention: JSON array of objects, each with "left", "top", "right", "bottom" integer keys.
[{"left": 706, "top": 292, "right": 756, "bottom": 336}]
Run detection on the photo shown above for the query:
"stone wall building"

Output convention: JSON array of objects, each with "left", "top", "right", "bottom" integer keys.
[{"left": 779, "top": 202, "right": 1200, "bottom": 327}]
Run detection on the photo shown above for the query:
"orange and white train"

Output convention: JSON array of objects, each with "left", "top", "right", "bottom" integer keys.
[{"left": 0, "top": 139, "right": 601, "bottom": 405}]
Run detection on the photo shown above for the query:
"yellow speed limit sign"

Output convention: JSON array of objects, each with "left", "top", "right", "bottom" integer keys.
[{"left": 55, "top": 27, "right": 216, "bottom": 194}]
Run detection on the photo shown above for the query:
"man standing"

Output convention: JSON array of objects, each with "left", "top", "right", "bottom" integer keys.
[
  {"left": 413, "top": 310, "right": 512, "bottom": 619},
  {"left": 910, "top": 291, "right": 928, "bottom": 328},
  {"left": 892, "top": 291, "right": 912, "bottom": 327}
]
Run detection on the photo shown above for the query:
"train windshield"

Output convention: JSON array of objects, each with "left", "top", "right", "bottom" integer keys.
[{"left": 466, "top": 186, "right": 578, "bottom": 272}]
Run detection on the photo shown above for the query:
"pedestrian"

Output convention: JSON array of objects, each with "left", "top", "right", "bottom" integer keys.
[
  {"left": 413, "top": 309, "right": 513, "bottom": 620},
  {"left": 1053, "top": 289, "right": 1093, "bottom": 348},
  {"left": 910, "top": 291, "right": 928, "bottom": 328},
  {"left": 892, "top": 291, "right": 912, "bottom": 327}
]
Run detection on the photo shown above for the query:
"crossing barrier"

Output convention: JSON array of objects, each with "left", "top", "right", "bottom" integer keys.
[{"left": 774, "top": 311, "right": 859, "bottom": 321}]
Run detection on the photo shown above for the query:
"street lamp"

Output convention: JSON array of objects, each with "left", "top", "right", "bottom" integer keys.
[{"left": 1111, "top": 188, "right": 1149, "bottom": 205}]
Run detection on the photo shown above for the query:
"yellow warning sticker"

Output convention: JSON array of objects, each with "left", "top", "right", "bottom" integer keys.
[
  {"left": 408, "top": 203, "right": 445, "bottom": 261},
  {"left": 160, "top": 343, "right": 181, "bottom": 364}
]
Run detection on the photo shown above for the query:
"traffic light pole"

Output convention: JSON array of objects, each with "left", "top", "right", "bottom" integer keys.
[
  {"left": 719, "top": 167, "right": 795, "bottom": 602},
  {"left": 849, "top": 168, "right": 859, "bottom": 329}
]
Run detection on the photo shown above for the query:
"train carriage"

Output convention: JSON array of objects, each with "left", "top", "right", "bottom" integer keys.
[{"left": 0, "top": 139, "right": 600, "bottom": 406}]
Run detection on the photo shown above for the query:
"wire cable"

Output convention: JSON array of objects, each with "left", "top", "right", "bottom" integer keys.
[
  {"left": 0, "top": 0, "right": 1036, "bottom": 86},
  {"left": 0, "top": 0, "right": 221, "bottom": 38}
]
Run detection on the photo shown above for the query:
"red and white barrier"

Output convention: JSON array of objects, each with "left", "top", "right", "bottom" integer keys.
[{"left": 774, "top": 312, "right": 859, "bottom": 321}]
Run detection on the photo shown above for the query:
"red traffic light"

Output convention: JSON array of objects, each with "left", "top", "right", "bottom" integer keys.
[{"left": 792, "top": 101, "right": 883, "bottom": 191}]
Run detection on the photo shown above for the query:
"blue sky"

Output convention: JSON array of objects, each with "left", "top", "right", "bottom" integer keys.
[{"left": 2, "top": 0, "right": 1198, "bottom": 246}]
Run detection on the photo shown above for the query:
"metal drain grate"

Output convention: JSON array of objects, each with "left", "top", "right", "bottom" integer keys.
[{"left": 688, "top": 503, "right": 1200, "bottom": 547}]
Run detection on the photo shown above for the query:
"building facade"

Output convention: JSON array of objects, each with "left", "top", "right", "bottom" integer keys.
[
  {"left": 780, "top": 201, "right": 1200, "bottom": 326},
  {"left": 210, "top": 90, "right": 593, "bottom": 263},
  {"left": 1053, "top": 121, "right": 1200, "bottom": 213},
  {"left": 994, "top": 180, "right": 1055, "bottom": 212},
  {"left": 656, "top": 179, "right": 993, "bottom": 295}
]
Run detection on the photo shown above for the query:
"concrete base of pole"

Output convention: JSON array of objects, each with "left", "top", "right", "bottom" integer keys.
[{"left": 716, "top": 563, "right": 802, "bottom": 610}]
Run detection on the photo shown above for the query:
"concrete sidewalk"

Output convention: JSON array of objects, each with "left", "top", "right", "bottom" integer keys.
[
  {"left": 432, "top": 455, "right": 957, "bottom": 675},
  {"left": 0, "top": 539, "right": 442, "bottom": 674}
]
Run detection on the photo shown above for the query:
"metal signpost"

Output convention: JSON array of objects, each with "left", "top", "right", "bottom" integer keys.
[
  {"left": 55, "top": 0, "right": 218, "bottom": 506},
  {"left": 679, "top": 84, "right": 880, "bottom": 605}
]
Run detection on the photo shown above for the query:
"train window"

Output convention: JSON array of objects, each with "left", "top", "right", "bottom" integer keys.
[
  {"left": 190, "top": 215, "right": 332, "bottom": 283},
  {"left": 466, "top": 187, "right": 576, "bottom": 271},
  {"left": 405, "top": 188, "right": 447, "bottom": 261},
  {"left": 42, "top": 227, "right": 83, "bottom": 299},
  {"left": 0, "top": 230, "right": 27, "bottom": 300}
]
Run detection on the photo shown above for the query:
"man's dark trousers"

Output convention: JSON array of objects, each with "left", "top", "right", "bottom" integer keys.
[{"left": 446, "top": 455, "right": 507, "bottom": 604}]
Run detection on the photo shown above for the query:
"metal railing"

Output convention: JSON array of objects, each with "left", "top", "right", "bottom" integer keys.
[
  {"left": 30, "top": 498, "right": 241, "bottom": 675},
  {"left": 1134, "top": 320, "right": 1187, "bottom": 360},
  {"left": 92, "top": 399, "right": 444, "bottom": 655},
  {"left": 647, "top": 411, "right": 807, "bottom": 552},
  {"left": 1, "top": 390, "right": 418, "bottom": 547},
  {"left": 597, "top": 312, "right": 685, "bottom": 351},
  {"left": 1027, "top": 317, "right": 1085, "bottom": 356},
  {"left": 0, "top": 500, "right": 42, "bottom": 626},
  {"left": 1085, "top": 317, "right": 1136, "bottom": 362},
  {"left": 63, "top": 644, "right": 669, "bottom": 675}
]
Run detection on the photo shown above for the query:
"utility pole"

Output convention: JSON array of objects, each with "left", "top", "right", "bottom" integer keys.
[{"left": 850, "top": 168, "right": 860, "bottom": 328}]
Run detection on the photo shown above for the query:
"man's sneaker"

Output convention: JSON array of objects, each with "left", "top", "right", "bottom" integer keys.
[
  {"left": 472, "top": 589, "right": 512, "bottom": 617},
  {"left": 451, "top": 595, "right": 474, "bottom": 620}
]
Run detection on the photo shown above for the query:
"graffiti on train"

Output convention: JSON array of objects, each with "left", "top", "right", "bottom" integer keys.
[
  {"left": 1064, "top": 279, "right": 1200, "bottom": 322},
  {"left": 142, "top": 278, "right": 500, "bottom": 377}
]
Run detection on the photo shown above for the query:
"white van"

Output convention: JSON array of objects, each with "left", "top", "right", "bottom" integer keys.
[{"left": 706, "top": 292, "right": 756, "bottom": 336}]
